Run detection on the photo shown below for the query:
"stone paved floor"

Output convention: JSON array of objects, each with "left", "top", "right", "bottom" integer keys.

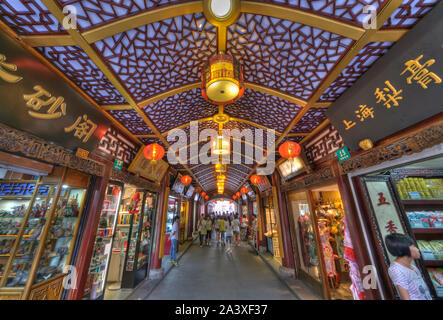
[{"left": 144, "top": 240, "right": 298, "bottom": 300}]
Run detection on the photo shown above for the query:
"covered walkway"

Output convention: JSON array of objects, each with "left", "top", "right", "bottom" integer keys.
[{"left": 144, "top": 240, "right": 297, "bottom": 300}]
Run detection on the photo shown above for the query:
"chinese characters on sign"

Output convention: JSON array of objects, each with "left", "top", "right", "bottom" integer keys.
[
  {"left": 113, "top": 158, "right": 123, "bottom": 171},
  {"left": 377, "top": 192, "right": 391, "bottom": 206},
  {"left": 400, "top": 55, "right": 442, "bottom": 89},
  {"left": 385, "top": 220, "right": 398, "bottom": 234},
  {"left": 0, "top": 51, "right": 101, "bottom": 146},
  {"left": 335, "top": 146, "right": 351, "bottom": 162}
]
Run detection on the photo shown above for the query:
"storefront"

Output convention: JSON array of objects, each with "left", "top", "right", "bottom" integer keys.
[
  {"left": 85, "top": 183, "right": 158, "bottom": 299},
  {"left": 347, "top": 143, "right": 443, "bottom": 300},
  {"left": 0, "top": 163, "right": 91, "bottom": 300},
  {"left": 164, "top": 195, "right": 179, "bottom": 255}
]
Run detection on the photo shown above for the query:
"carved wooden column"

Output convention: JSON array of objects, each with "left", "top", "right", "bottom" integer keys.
[
  {"left": 68, "top": 163, "right": 112, "bottom": 300},
  {"left": 149, "top": 172, "right": 169, "bottom": 279},
  {"left": 272, "top": 172, "right": 295, "bottom": 272}
]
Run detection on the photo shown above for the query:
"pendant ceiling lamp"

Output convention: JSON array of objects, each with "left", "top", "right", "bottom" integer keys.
[
  {"left": 211, "top": 135, "right": 230, "bottom": 156},
  {"left": 181, "top": 175, "right": 192, "bottom": 185},
  {"left": 279, "top": 141, "right": 301, "bottom": 159},
  {"left": 143, "top": 143, "right": 165, "bottom": 161},
  {"left": 201, "top": 51, "right": 244, "bottom": 105},
  {"left": 250, "top": 174, "right": 261, "bottom": 185},
  {"left": 215, "top": 163, "right": 227, "bottom": 174}
]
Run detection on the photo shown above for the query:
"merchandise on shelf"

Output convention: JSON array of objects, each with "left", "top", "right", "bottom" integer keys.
[
  {"left": 427, "top": 268, "right": 443, "bottom": 297},
  {"left": 406, "top": 211, "right": 443, "bottom": 229},
  {"left": 417, "top": 240, "right": 443, "bottom": 260},
  {"left": 396, "top": 177, "right": 443, "bottom": 200}
]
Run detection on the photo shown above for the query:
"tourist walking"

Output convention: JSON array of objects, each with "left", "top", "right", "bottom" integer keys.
[
  {"left": 205, "top": 215, "right": 213, "bottom": 246},
  {"left": 225, "top": 216, "right": 233, "bottom": 254},
  {"left": 169, "top": 215, "right": 180, "bottom": 267},
  {"left": 197, "top": 214, "right": 207, "bottom": 247},
  {"left": 219, "top": 215, "right": 226, "bottom": 246},
  {"left": 215, "top": 214, "right": 220, "bottom": 246},
  {"left": 233, "top": 214, "right": 240, "bottom": 246}
]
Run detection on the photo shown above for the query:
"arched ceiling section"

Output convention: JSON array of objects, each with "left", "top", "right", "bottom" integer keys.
[{"left": 0, "top": 0, "right": 439, "bottom": 194}]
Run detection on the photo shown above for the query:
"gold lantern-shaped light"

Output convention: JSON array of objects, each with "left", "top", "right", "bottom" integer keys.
[
  {"left": 211, "top": 135, "right": 230, "bottom": 156},
  {"left": 201, "top": 51, "right": 244, "bottom": 105},
  {"left": 215, "top": 163, "right": 227, "bottom": 174}
]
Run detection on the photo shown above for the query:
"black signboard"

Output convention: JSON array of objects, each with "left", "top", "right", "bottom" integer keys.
[
  {"left": 0, "top": 31, "right": 111, "bottom": 152},
  {"left": 326, "top": 2, "right": 443, "bottom": 151}
]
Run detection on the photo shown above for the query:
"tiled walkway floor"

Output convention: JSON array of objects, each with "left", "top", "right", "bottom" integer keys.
[{"left": 144, "top": 241, "right": 298, "bottom": 300}]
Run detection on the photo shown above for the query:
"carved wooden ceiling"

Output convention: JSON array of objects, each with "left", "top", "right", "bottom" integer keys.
[{"left": 0, "top": 0, "right": 438, "bottom": 196}]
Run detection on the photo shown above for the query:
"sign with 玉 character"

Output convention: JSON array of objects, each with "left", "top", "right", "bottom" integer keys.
[
  {"left": 0, "top": 31, "right": 110, "bottom": 152},
  {"left": 326, "top": 1, "right": 443, "bottom": 151}
]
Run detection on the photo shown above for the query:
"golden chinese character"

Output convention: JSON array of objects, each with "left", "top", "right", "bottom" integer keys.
[
  {"left": 23, "top": 85, "right": 67, "bottom": 119},
  {"left": 343, "top": 120, "right": 356, "bottom": 131},
  {"left": 400, "top": 55, "right": 442, "bottom": 89},
  {"left": 355, "top": 104, "right": 374, "bottom": 122},
  {"left": 374, "top": 81, "right": 403, "bottom": 109},
  {"left": 65, "top": 114, "right": 97, "bottom": 143},
  {"left": 0, "top": 54, "right": 22, "bottom": 83}
]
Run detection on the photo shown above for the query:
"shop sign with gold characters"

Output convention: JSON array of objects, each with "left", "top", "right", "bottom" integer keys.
[
  {"left": 326, "top": 0, "right": 443, "bottom": 151},
  {"left": 0, "top": 31, "right": 110, "bottom": 152}
]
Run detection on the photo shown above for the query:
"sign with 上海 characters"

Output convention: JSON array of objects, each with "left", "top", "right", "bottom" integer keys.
[
  {"left": 0, "top": 31, "right": 111, "bottom": 152},
  {"left": 326, "top": 1, "right": 443, "bottom": 151}
]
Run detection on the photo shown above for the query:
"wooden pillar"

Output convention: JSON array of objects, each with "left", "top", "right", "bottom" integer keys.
[
  {"left": 150, "top": 173, "right": 169, "bottom": 271},
  {"left": 68, "top": 164, "right": 112, "bottom": 300},
  {"left": 272, "top": 172, "right": 295, "bottom": 270}
]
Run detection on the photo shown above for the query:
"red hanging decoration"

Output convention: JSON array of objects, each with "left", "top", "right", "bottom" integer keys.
[
  {"left": 250, "top": 174, "right": 261, "bottom": 185},
  {"left": 195, "top": 187, "right": 202, "bottom": 194},
  {"left": 278, "top": 141, "right": 301, "bottom": 159},
  {"left": 143, "top": 143, "right": 165, "bottom": 160},
  {"left": 201, "top": 192, "right": 206, "bottom": 198},
  {"left": 204, "top": 195, "right": 209, "bottom": 200},
  {"left": 233, "top": 195, "right": 237, "bottom": 200},
  {"left": 241, "top": 187, "right": 248, "bottom": 194},
  {"left": 229, "top": 200, "right": 233, "bottom": 204},
  {"left": 236, "top": 192, "right": 241, "bottom": 198},
  {"left": 181, "top": 175, "right": 192, "bottom": 185}
]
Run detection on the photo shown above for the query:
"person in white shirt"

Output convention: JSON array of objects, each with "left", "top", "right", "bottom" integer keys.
[
  {"left": 385, "top": 233, "right": 432, "bottom": 300},
  {"left": 225, "top": 216, "right": 234, "bottom": 254},
  {"left": 169, "top": 216, "right": 180, "bottom": 267}
]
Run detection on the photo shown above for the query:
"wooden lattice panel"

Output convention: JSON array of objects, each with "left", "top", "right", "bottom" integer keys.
[
  {"left": 304, "top": 124, "right": 344, "bottom": 164},
  {"left": 0, "top": 0, "right": 65, "bottom": 34},
  {"left": 98, "top": 127, "right": 139, "bottom": 165},
  {"left": 225, "top": 89, "right": 303, "bottom": 133},
  {"left": 93, "top": 13, "right": 217, "bottom": 102},
  {"left": 57, "top": 0, "right": 193, "bottom": 30},
  {"left": 383, "top": 0, "right": 439, "bottom": 28},
  {"left": 290, "top": 108, "right": 328, "bottom": 133},
  {"left": 36, "top": 45, "right": 126, "bottom": 105},
  {"left": 108, "top": 110, "right": 154, "bottom": 135},
  {"left": 143, "top": 89, "right": 217, "bottom": 133},
  {"left": 227, "top": 13, "right": 354, "bottom": 100},
  {"left": 319, "top": 41, "right": 394, "bottom": 102}
]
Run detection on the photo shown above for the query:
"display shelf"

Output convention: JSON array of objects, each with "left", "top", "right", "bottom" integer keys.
[
  {"left": 423, "top": 260, "right": 443, "bottom": 267},
  {"left": 402, "top": 200, "right": 443, "bottom": 206},
  {"left": 412, "top": 228, "right": 443, "bottom": 234}
]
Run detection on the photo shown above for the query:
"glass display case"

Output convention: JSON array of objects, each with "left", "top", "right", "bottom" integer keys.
[
  {"left": 263, "top": 195, "right": 280, "bottom": 259},
  {"left": 33, "top": 185, "right": 87, "bottom": 285},
  {"left": 85, "top": 183, "right": 122, "bottom": 300},
  {"left": 0, "top": 166, "right": 91, "bottom": 300}
]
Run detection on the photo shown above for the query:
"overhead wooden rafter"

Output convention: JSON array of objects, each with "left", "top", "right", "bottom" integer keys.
[{"left": 40, "top": 0, "right": 207, "bottom": 192}]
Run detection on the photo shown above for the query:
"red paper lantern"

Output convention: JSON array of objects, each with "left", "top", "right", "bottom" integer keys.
[
  {"left": 213, "top": 200, "right": 217, "bottom": 204},
  {"left": 233, "top": 195, "right": 237, "bottom": 200},
  {"left": 181, "top": 175, "right": 192, "bottom": 185},
  {"left": 250, "top": 174, "right": 261, "bottom": 185},
  {"left": 205, "top": 195, "right": 209, "bottom": 200},
  {"left": 241, "top": 187, "right": 248, "bottom": 194},
  {"left": 143, "top": 143, "right": 165, "bottom": 160},
  {"left": 195, "top": 187, "right": 202, "bottom": 194},
  {"left": 279, "top": 141, "right": 301, "bottom": 159},
  {"left": 201, "top": 192, "right": 206, "bottom": 198},
  {"left": 229, "top": 200, "right": 233, "bottom": 204},
  {"left": 236, "top": 192, "right": 241, "bottom": 198}
]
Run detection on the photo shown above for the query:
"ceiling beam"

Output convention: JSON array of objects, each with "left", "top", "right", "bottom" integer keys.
[
  {"left": 40, "top": 0, "right": 207, "bottom": 192},
  {"left": 22, "top": 1, "right": 406, "bottom": 47}
]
